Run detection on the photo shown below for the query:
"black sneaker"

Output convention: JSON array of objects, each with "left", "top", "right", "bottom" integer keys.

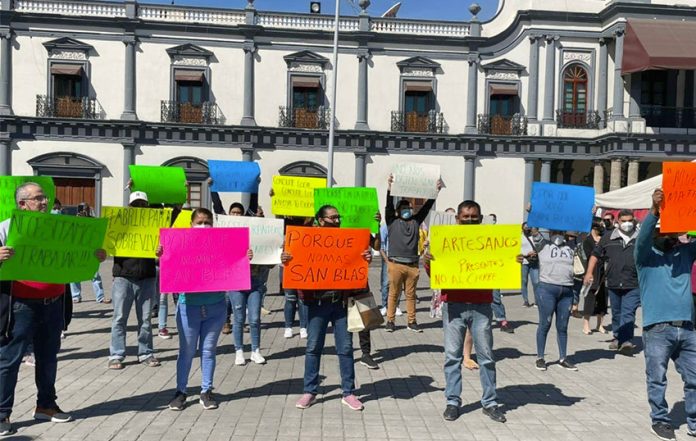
[
  {"left": 168, "top": 391, "right": 187, "bottom": 411},
  {"left": 483, "top": 405, "right": 507, "bottom": 423},
  {"left": 407, "top": 322, "right": 423, "bottom": 333},
  {"left": 618, "top": 342, "right": 634, "bottom": 356},
  {"left": 0, "top": 418, "right": 15, "bottom": 437},
  {"left": 609, "top": 339, "right": 619, "bottom": 350},
  {"left": 443, "top": 404, "right": 459, "bottom": 421},
  {"left": 535, "top": 358, "right": 547, "bottom": 371},
  {"left": 360, "top": 354, "right": 379, "bottom": 370},
  {"left": 558, "top": 359, "right": 578, "bottom": 371},
  {"left": 385, "top": 321, "right": 395, "bottom": 332},
  {"left": 522, "top": 302, "right": 531, "bottom": 308},
  {"left": 199, "top": 391, "right": 218, "bottom": 410},
  {"left": 651, "top": 422, "right": 676, "bottom": 441}
]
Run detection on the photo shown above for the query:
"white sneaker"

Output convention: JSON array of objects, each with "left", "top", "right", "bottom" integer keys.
[
  {"left": 380, "top": 307, "right": 387, "bottom": 316},
  {"left": 250, "top": 350, "right": 266, "bottom": 365},
  {"left": 395, "top": 307, "right": 404, "bottom": 317},
  {"left": 234, "top": 350, "right": 246, "bottom": 366},
  {"left": 284, "top": 328, "right": 293, "bottom": 338},
  {"left": 299, "top": 328, "right": 308, "bottom": 339}
]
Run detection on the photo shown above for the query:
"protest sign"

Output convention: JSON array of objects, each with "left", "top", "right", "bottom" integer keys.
[
  {"left": 390, "top": 163, "right": 440, "bottom": 200},
  {"left": 159, "top": 227, "right": 251, "bottom": 293},
  {"left": 427, "top": 210, "right": 457, "bottom": 231},
  {"left": 662, "top": 162, "right": 696, "bottom": 232},
  {"left": 0, "top": 176, "right": 56, "bottom": 222},
  {"left": 215, "top": 215, "right": 284, "bottom": 264},
  {"left": 271, "top": 175, "right": 327, "bottom": 217},
  {"left": 429, "top": 224, "right": 521, "bottom": 290},
  {"left": 129, "top": 165, "right": 187, "bottom": 204},
  {"left": 172, "top": 210, "right": 193, "bottom": 228},
  {"left": 314, "top": 187, "right": 379, "bottom": 233},
  {"left": 0, "top": 210, "right": 107, "bottom": 283},
  {"left": 282, "top": 226, "right": 370, "bottom": 290},
  {"left": 102, "top": 206, "right": 172, "bottom": 258},
  {"left": 526, "top": 182, "right": 594, "bottom": 233},
  {"left": 208, "top": 160, "right": 261, "bottom": 193}
]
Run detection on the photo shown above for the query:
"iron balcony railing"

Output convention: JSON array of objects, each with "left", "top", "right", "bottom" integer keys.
[
  {"left": 391, "top": 110, "right": 445, "bottom": 133},
  {"left": 640, "top": 105, "right": 696, "bottom": 129},
  {"left": 278, "top": 106, "right": 330, "bottom": 129},
  {"left": 477, "top": 113, "right": 528, "bottom": 135},
  {"left": 160, "top": 101, "right": 223, "bottom": 125},
  {"left": 35, "top": 95, "right": 101, "bottom": 119},
  {"left": 556, "top": 110, "right": 602, "bottom": 129}
]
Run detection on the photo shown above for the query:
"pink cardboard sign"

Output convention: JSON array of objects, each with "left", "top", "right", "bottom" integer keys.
[{"left": 159, "top": 227, "right": 251, "bottom": 293}]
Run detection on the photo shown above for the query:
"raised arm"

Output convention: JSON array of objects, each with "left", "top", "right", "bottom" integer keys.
[
  {"left": 414, "top": 179, "right": 442, "bottom": 224},
  {"left": 635, "top": 189, "right": 661, "bottom": 265},
  {"left": 385, "top": 174, "right": 397, "bottom": 225}
]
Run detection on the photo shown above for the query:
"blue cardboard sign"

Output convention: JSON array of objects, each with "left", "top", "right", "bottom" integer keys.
[
  {"left": 208, "top": 160, "right": 260, "bottom": 193},
  {"left": 527, "top": 182, "right": 594, "bottom": 233}
]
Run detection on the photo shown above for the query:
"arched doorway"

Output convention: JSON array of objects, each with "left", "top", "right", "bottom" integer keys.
[{"left": 162, "top": 156, "right": 210, "bottom": 208}]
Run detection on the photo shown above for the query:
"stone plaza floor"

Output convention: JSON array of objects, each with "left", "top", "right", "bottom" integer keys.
[{"left": 7, "top": 260, "right": 688, "bottom": 440}]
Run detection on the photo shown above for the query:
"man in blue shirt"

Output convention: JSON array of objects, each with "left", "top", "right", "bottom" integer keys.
[{"left": 635, "top": 189, "right": 696, "bottom": 441}]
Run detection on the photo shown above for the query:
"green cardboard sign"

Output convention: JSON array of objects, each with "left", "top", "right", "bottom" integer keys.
[
  {"left": 314, "top": 187, "right": 379, "bottom": 234},
  {"left": 0, "top": 210, "right": 108, "bottom": 283},
  {"left": 0, "top": 176, "right": 56, "bottom": 222},
  {"left": 129, "top": 165, "right": 187, "bottom": 205}
]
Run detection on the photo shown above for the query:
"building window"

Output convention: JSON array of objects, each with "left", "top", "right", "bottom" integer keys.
[
  {"left": 291, "top": 77, "right": 324, "bottom": 129},
  {"left": 488, "top": 83, "right": 520, "bottom": 135},
  {"left": 403, "top": 82, "right": 434, "bottom": 132},
  {"left": 50, "top": 64, "right": 85, "bottom": 118},
  {"left": 640, "top": 70, "right": 667, "bottom": 106},
  {"left": 174, "top": 70, "right": 207, "bottom": 123},
  {"left": 561, "top": 64, "right": 588, "bottom": 126},
  {"left": 162, "top": 157, "right": 210, "bottom": 208}
]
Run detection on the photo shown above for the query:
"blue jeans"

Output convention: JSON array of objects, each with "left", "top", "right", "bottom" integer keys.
[
  {"left": 70, "top": 272, "right": 104, "bottom": 302},
  {"left": 0, "top": 297, "right": 63, "bottom": 419},
  {"left": 175, "top": 299, "right": 226, "bottom": 394},
  {"left": 284, "top": 289, "right": 307, "bottom": 329},
  {"left": 491, "top": 289, "right": 506, "bottom": 321},
  {"left": 643, "top": 322, "right": 696, "bottom": 430},
  {"left": 380, "top": 257, "right": 389, "bottom": 307},
  {"left": 256, "top": 266, "right": 271, "bottom": 307},
  {"left": 443, "top": 302, "right": 497, "bottom": 408},
  {"left": 521, "top": 264, "right": 539, "bottom": 304},
  {"left": 608, "top": 288, "right": 641, "bottom": 345},
  {"left": 304, "top": 300, "right": 354, "bottom": 396},
  {"left": 229, "top": 289, "right": 262, "bottom": 351},
  {"left": 536, "top": 282, "right": 574, "bottom": 360},
  {"left": 109, "top": 277, "right": 156, "bottom": 362}
]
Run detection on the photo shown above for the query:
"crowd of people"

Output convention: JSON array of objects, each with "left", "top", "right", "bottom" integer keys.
[{"left": 0, "top": 179, "right": 694, "bottom": 441}]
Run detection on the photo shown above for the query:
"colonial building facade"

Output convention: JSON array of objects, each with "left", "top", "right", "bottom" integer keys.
[{"left": 0, "top": 0, "right": 695, "bottom": 220}]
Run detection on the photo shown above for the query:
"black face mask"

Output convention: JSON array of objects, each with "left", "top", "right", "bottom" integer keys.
[
  {"left": 653, "top": 236, "right": 678, "bottom": 252},
  {"left": 459, "top": 219, "right": 479, "bottom": 225},
  {"left": 603, "top": 219, "right": 614, "bottom": 230}
]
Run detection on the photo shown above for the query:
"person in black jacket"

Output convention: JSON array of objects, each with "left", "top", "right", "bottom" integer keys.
[{"left": 108, "top": 191, "right": 160, "bottom": 370}]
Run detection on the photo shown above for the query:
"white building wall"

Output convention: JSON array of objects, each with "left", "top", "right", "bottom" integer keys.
[
  {"left": 367, "top": 54, "right": 401, "bottom": 132},
  {"left": 255, "top": 48, "right": 293, "bottom": 127},
  {"left": 89, "top": 39, "right": 125, "bottom": 120},
  {"left": 136, "top": 41, "right": 172, "bottom": 122},
  {"left": 437, "top": 59, "right": 467, "bottom": 133},
  {"left": 208, "top": 46, "right": 245, "bottom": 125},
  {"left": 332, "top": 52, "right": 359, "bottom": 130},
  {"left": 12, "top": 35, "right": 50, "bottom": 117},
  {"left": 475, "top": 157, "right": 526, "bottom": 225}
]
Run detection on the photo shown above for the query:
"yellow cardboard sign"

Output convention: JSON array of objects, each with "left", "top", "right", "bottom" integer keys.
[
  {"left": 172, "top": 210, "right": 193, "bottom": 228},
  {"left": 429, "top": 224, "right": 522, "bottom": 290},
  {"left": 102, "top": 206, "right": 173, "bottom": 258},
  {"left": 271, "top": 175, "right": 327, "bottom": 217}
]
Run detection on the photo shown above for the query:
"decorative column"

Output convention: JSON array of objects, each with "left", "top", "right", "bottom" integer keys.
[
  {"left": 0, "top": 136, "right": 11, "bottom": 175},
  {"left": 609, "top": 158, "right": 622, "bottom": 191},
  {"left": 122, "top": 142, "right": 136, "bottom": 205},
  {"left": 611, "top": 27, "right": 625, "bottom": 120},
  {"left": 464, "top": 156, "right": 476, "bottom": 200},
  {"left": 628, "top": 72, "right": 642, "bottom": 118},
  {"left": 523, "top": 159, "right": 535, "bottom": 208},
  {"left": 120, "top": 36, "right": 138, "bottom": 120},
  {"left": 355, "top": 48, "right": 370, "bottom": 130},
  {"left": 598, "top": 38, "right": 608, "bottom": 124},
  {"left": 465, "top": 54, "right": 479, "bottom": 134},
  {"left": 354, "top": 151, "right": 366, "bottom": 187},
  {"left": 593, "top": 160, "right": 605, "bottom": 194},
  {"left": 241, "top": 41, "right": 257, "bottom": 126},
  {"left": 540, "top": 160, "right": 552, "bottom": 183},
  {"left": 542, "top": 35, "right": 558, "bottom": 123},
  {"left": 0, "top": 28, "right": 12, "bottom": 116},
  {"left": 627, "top": 158, "right": 639, "bottom": 186},
  {"left": 527, "top": 35, "right": 540, "bottom": 122}
]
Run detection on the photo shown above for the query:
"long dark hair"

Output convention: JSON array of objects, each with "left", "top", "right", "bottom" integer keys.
[{"left": 315, "top": 204, "right": 337, "bottom": 222}]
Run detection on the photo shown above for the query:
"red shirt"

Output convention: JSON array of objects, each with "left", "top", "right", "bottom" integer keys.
[
  {"left": 12, "top": 281, "right": 65, "bottom": 299},
  {"left": 424, "top": 261, "right": 492, "bottom": 303}
]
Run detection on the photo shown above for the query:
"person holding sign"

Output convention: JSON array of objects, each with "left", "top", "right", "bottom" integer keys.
[
  {"left": 634, "top": 189, "right": 696, "bottom": 441},
  {"left": 284, "top": 205, "right": 374, "bottom": 412},
  {"left": 0, "top": 182, "right": 106, "bottom": 436},
  {"left": 108, "top": 191, "right": 161, "bottom": 370},
  {"left": 384, "top": 174, "right": 442, "bottom": 333},
  {"left": 422, "top": 200, "right": 506, "bottom": 424}
]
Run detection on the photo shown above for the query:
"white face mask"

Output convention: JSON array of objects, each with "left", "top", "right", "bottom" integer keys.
[
  {"left": 193, "top": 224, "right": 212, "bottom": 228},
  {"left": 619, "top": 221, "right": 634, "bottom": 233},
  {"left": 551, "top": 235, "right": 564, "bottom": 246}
]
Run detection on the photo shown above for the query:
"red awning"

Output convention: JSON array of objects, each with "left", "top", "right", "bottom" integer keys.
[
  {"left": 50, "top": 64, "right": 83, "bottom": 76},
  {"left": 623, "top": 19, "right": 696, "bottom": 74},
  {"left": 489, "top": 83, "right": 518, "bottom": 96},
  {"left": 174, "top": 70, "right": 204, "bottom": 82},
  {"left": 404, "top": 81, "right": 432, "bottom": 92}
]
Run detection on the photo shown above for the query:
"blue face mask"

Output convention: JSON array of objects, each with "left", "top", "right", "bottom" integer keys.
[{"left": 400, "top": 208, "right": 413, "bottom": 220}]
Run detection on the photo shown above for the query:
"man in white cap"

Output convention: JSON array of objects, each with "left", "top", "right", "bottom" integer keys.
[{"left": 107, "top": 191, "right": 160, "bottom": 369}]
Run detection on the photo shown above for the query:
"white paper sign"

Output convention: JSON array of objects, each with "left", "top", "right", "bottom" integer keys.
[
  {"left": 427, "top": 210, "right": 457, "bottom": 231},
  {"left": 391, "top": 163, "right": 440, "bottom": 199},
  {"left": 215, "top": 215, "right": 284, "bottom": 265}
]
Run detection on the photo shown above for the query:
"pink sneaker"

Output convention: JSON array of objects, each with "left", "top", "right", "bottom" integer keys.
[
  {"left": 341, "top": 394, "right": 364, "bottom": 411},
  {"left": 295, "top": 393, "right": 316, "bottom": 409}
]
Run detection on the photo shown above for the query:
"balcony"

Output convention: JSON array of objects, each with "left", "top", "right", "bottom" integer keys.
[
  {"left": 556, "top": 110, "right": 602, "bottom": 129},
  {"left": 391, "top": 110, "right": 445, "bottom": 134},
  {"left": 278, "top": 106, "right": 330, "bottom": 129},
  {"left": 160, "top": 101, "right": 223, "bottom": 125},
  {"left": 36, "top": 95, "right": 101, "bottom": 119},
  {"left": 477, "top": 113, "right": 528, "bottom": 136},
  {"left": 640, "top": 105, "right": 696, "bottom": 129}
]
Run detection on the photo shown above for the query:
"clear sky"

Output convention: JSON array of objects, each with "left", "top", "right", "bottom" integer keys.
[{"left": 140, "top": 0, "right": 502, "bottom": 22}]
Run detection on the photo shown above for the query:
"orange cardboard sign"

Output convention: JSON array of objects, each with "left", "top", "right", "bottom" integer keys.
[
  {"left": 662, "top": 162, "right": 696, "bottom": 232},
  {"left": 282, "top": 226, "right": 371, "bottom": 290}
]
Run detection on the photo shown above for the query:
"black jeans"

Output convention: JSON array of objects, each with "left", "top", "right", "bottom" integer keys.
[{"left": 358, "top": 329, "right": 371, "bottom": 355}]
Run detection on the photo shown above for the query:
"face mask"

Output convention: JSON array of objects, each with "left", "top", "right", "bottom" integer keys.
[
  {"left": 50, "top": 209, "right": 61, "bottom": 215},
  {"left": 653, "top": 236, "right": 677, "bottom": 252},
  {"left": 603, "top": 220, "right": 614, "bottom": 230},
  {"left": 619, "top": 221, "right": 634, "bottom": 233},
  {"left": 459, "top": 218, "right": 479, "bottom": 225},
  {"left": 400, "top": 209, "right": 413, "bottom": 220},
  {"left": 551, "top": 235, "right": 564, "bottom": 246},
  {"left": 193, "top": 224, "right": 212, "bottom": 228},
  {"left": 565, "top": 237, "right": 577, "bottom": 247}
]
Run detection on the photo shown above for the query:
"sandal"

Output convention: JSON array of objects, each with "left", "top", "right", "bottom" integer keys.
[
  {"left": 141, "top": 356, "right": 161, "bottom": 367},
  {"left": 108, "top": 359, "right": 123, "bottom": 370}
]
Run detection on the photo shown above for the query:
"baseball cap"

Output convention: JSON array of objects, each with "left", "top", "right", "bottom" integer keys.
[{"left": 129, "top": 191, "right": 148, "bottom": 205}]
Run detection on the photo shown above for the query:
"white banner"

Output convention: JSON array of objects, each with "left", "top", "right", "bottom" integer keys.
[
  {"left": 427, "top": 210, "right": 457, "bottom": 231},
  {"left": 215, "top": 215, "right": 284, "bottom": 265},
  {"left": 391, "top": 163, "right": 440, "bottom": 200}
]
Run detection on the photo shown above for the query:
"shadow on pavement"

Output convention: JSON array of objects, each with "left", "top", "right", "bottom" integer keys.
[
  {"left": 359, "top": 375, "right": 441, "bottom": 402},
  {"left": 668, "top": 400, "right": 686, "bottom": 430},
  {"left": 458, "top": 383, "right": 584, "bottom": 415}
]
